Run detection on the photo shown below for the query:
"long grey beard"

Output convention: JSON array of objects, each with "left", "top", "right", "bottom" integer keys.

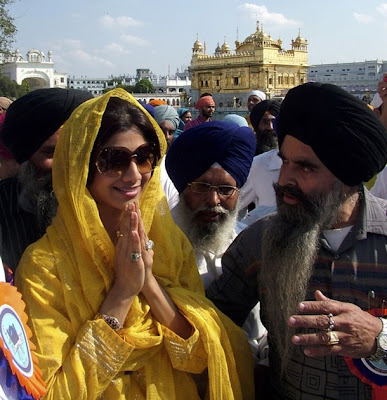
[
  {"left": 172, "top": 197, "right": 239, "bottom": 255},
  {"left": 17, "top": 162, "right": 58, "bottom": 233},
  {"left": 260, "top": 180, "right": 345, "bottom": 376}
]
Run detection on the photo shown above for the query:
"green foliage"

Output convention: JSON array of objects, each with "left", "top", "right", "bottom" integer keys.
[
  {"left": 0, "top": 0, "right": 17, "bottom": 57},
  {"left": 133, "top": 79, "right": 155, "bottom": 93},
  {"left": 0, "top": 73, "right": 28, "bottom": 99}
]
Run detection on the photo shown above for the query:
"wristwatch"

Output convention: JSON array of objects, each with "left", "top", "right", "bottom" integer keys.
[{"left": 367, "top": 317, "right": 387, "bottom": 362}]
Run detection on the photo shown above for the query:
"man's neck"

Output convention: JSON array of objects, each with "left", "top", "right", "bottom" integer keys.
[{"left": 332, "top": 191, "right": 361, "bottom": 229}]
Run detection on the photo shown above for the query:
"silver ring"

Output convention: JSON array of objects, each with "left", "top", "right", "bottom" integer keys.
[
  {"left": 326, "top": 331, "right": 339, "bottom": 346},
  {"left": 145, "top": 239, "right": 154, "bottom": 251},
  {"left": 131, "top": 252, "right": 141, "bottom": 261},
  {"left": 326, "top": 313, "right": 335, "bottom": 331}
]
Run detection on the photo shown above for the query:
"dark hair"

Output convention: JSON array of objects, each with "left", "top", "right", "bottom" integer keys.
[{"left": 88, "top": 97, "right": 161, "bottom": 183}]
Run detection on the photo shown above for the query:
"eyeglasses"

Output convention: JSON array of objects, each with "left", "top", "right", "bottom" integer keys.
[
  {"left": 95, "top": 144, "right": 157, "bottom": 177},
  {"left": 188, "top": 182, "right": 239, "bottom": 197}
]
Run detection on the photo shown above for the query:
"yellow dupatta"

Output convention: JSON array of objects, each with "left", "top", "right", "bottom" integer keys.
[{"left": 16, "top": 89, "right": 254, "bottom": 399}]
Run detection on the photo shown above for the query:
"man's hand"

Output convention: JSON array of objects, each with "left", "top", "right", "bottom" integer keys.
[{"left": 288, "top": 290, "right": 382, "bottom": 359}]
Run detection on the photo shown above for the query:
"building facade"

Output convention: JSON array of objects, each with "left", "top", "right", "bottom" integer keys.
[
  {"left": 1, "top": 49, "right": 67, "bottom": 90},
  {"left": 307, "top": 59, "right": 387, "bottom": 101},
  {"left": 189, "top": 22, "right": 308, "bottom": 106}
]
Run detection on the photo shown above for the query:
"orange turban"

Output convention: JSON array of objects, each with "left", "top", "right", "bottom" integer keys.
[
  {"left": 195, "top": 95, "right": 215, "bottom": 110},
  {"left": 149, "top": 99, "right": 167, "bottom": 107}
]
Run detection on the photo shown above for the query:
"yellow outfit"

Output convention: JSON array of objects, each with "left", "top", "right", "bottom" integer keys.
[{"left": 16, "top": 89, "right": 254, "bottom": 399}]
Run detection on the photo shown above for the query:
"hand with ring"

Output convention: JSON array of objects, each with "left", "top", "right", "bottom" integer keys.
[
  {"left": 113, "top": 201, "right": 146, "bottom": 297},
  {"left": 288, "top": 290, "right": 382, "bottom": 359}
]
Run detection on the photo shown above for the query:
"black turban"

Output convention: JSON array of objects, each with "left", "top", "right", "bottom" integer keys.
[
  {"left": 1, "top": 88, "right": 93, "bottom": 163},
  {"left": 277, "top": 83, "right": 387, "bottom": 186},
  {"left": 166, "top": 120, "right": 255, "bottom": 193},
  {"left": 250, "top": 100, "right": 281, "bottom": 131}
]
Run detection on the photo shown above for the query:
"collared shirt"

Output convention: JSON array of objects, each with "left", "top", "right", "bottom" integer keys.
[
  {"left": 207, "top": 188, "right": 387, "bottom": 400},
  {"left": 183, "top": 115, "right": 210, "bottom": 131}
]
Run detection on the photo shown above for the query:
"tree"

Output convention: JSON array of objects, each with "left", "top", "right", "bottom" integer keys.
[
  {"left": 0, "top": 74, "right": 28, "bottom": 99},
  {"left": 133, "top": 79, "right": 155, "bottom": 94},
  {"left": 0, "top": 0, "right": 17, "bottom": 57}
]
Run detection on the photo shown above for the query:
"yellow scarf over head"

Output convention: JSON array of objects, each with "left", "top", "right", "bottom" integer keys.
[{"left": 16, "top": 89, "right": 254, "bottom": 399}]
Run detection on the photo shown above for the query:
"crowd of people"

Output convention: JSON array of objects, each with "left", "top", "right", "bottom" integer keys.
[{"left": 0, "top": 73, "right": 386, "bottom": 399}]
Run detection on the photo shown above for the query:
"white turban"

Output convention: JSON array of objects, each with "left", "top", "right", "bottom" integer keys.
[{"left": 248, "top": 90, "right": 266, "bottom": 101}]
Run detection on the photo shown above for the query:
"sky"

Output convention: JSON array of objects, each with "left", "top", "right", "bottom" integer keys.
[{"left": 6, "top": 0, "right": 387, "bottom": 79}]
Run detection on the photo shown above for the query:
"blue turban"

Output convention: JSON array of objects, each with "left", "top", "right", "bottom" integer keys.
[
  {"left": 166, "top": 120, "right": 255, "bottom": 193},
  {"left": 177, "top": 107, "right": 190, "bottom": 118},
  {"left": 153, "top": 105, "right": 179, "bottom": 130},
  {"left": 223, "top": 114, "right": 248, "bottom": 127}
]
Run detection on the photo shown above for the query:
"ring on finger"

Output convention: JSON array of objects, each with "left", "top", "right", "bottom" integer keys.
[
  {"left": 131, "top": 252, "right": 141, "bottom": 262},
  {"left": 116, "top": 230, "right": 124, "bottom": 238},
  {"left": 325, "top": 313, "right": 335, "bottom": 331},
  {"left": 326, "top": 330, "right": 340, "bottom": 346},
  {"left": 145, "top": 239, "right": 154, "bottom": 251}
]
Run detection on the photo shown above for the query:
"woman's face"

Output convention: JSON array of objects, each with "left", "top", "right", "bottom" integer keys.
[
  {"left": 182, "top": 112, "right": 192, "bottom": 123},
  {"left": 88, "top": 126, "right": 152, "bottom": 216}
]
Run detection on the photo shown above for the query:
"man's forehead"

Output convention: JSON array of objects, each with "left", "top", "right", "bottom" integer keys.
[{"left": 248, "top": 95, "right": 261, "bottom": 101}]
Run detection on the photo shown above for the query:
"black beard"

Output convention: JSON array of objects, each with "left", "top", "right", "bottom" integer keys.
[
  {"left": 259, "top": 180, "right": 345, "bottom": 376},
  {"left": 17, "top": 162, "right": 58, "bottom": 233},
  {"left": 256, "top": 129, "right": 278, "bottom": 154}
]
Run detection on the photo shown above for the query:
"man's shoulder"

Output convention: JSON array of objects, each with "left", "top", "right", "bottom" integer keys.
[
  {"left": 230, "top": 216, "right": 270, "bottom": 252},
  {"left": 0, "top": 177, "right": 18, "bottom": 189},
  {"left": 0, "top": 177, "right": 19, "bottom": 200}
]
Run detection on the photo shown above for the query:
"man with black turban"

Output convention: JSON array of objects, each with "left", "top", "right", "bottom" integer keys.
[
  {"left": 166, "top": 120, "right": 268, "bottom": 362},
  {"left": 249, "top": 99, "right": 281, "bottom": 155},
  {"left": 0, "top": 88, "right": 93, "bottom": 270},
  {"left": 207, "top": 82, "right": 387, "bottom": 400}
]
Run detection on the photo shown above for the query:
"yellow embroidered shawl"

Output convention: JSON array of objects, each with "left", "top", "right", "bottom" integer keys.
[{"left": 16, "top": 89, "right": 254, "bottom": 399}]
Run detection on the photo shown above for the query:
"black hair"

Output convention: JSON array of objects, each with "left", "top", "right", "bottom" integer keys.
[{"left": 87, "top": 97, "right": 161, "bottom": 184}]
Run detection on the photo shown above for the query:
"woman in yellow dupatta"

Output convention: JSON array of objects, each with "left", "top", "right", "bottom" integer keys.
[{"left": 16, "top": 89, "right": 254, "bottom": 399}]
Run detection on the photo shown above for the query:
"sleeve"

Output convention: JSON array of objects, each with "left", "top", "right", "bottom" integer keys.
[
  {"left": 162, "top": 323, "right": 208, "bottom": 373},
  {"left": 371, "top": 165, "right": 387, "bottom": 200},
  {"left": 16, "top": 258, "right": 135, "bottom": 399},
  {"left": 238, "top": 158, "right": 258, "bottom": 210},
  {"left": 206, "top": 225, "right": 260, "bottom": 326}
]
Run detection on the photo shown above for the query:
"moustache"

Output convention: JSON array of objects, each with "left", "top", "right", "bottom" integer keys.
[
  {"left": 273, "top": 183, "right": 320, "bottom": 215},
  {"left": 192, "top": 204, "right": 228, "bottom": 217}
]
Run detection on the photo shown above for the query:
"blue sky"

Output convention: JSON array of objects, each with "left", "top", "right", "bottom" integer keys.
[{"left": 7, "top": 0, "right": 387, "bottom": 78}]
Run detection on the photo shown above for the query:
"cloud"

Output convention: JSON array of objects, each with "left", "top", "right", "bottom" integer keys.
[
  {"left": 103, "top": 42, "right": 129, "bottom": 55},
  {"left": 353, "top": 12, "right": 373, "bottom": 24},
  {"left": 120, "top": 34, "right": 148, "bottom": 46},
  {"left": 99, "top": 15, "right": 143, "bottom": 29},
  {"left": 377, "top": 3, "right": 387, "bottom": 17},
  {"left": 238, "top": 3, "right": 299, "bottom": 28}
]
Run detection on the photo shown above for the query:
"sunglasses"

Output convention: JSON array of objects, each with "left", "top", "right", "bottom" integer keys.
[
  {"left": 95, "top": 143, "right": 157, "bottom": 177},
  {"left": 188, "top": 182, "right": 239, "bottom": 197}
]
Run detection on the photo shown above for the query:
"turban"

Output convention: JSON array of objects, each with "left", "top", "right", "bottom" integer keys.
[
  {"left": 0, "top": 97, "right": 12, "bottom": 110},
  {"left": 148, "top": 99, "right": 167, "bottom": 107},
  {"left": 166, "top": 120, "right": 255, "bottom": 193},
  {"left": 177, "top": 108, "right": 190, "bottom": 118},
  {"left": 248, "top": 90, "right": 266, "bottom": 101},
  {"left": 277, "top": 82, "right": 387, "bottom": 186},
  {"left": 250, "top": 100, "right": 281, "bottom": 131},
  {"left": 138, "top": 100, "right": 155, "bottom": 118},
  {"left": 1, "top": 88, "right": 93, "bottom": 163},
  {"left": 223, "top": 114, "right": 248, "bottom": 127},
  {"left": 195, "top": 95, "right": 215, "bottom": 110},
  {"left": 153, "top": 105, "right": 180, "bottom": 130}
]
